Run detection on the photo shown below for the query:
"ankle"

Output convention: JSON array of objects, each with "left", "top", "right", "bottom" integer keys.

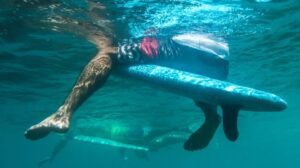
[{"left": 54, "top": 106, "right": 70, "bottom": 118}]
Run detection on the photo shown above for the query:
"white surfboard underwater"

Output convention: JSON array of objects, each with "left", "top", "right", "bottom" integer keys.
[{"left": 38, "top": 120, "right": 194, "bottom": 167}]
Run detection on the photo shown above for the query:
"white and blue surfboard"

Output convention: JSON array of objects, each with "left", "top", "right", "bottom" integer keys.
[
  {"left": 119, "top": 64, "right": 287, "bottom": 112},
  {"left": 116, "top": 33, "right": 287, "bottom": 112}
]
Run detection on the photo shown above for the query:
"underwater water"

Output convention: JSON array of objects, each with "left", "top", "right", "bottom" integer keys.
[{"left": 0, "top": 0, "right": 300, "bottom": 168}]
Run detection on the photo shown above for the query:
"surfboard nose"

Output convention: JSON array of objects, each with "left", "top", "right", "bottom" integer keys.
[
  {"left": 265, "top": 95, "right": 288, "bottom": 111},
  {"left": 274, "top": 97, "right": 288, "bottom": 111},
  {"left": 247, "top": 89, "right": 288, "bottom": 112}
]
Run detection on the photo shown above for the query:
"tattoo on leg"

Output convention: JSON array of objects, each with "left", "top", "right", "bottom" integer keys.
[{"left": 25, "top": 50, "right": 114, "bottom": 140}]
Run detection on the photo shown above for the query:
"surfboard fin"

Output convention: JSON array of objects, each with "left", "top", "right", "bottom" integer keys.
[{"left": 222, "top": 106, "right": 240, "bottom": 141}]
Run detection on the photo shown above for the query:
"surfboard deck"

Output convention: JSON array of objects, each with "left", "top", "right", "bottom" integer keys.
[{"left": 117, "top": 64, "right": 287, "bottom": 112}]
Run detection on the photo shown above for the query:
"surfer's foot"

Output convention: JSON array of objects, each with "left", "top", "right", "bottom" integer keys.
[
  {"left": 184, "top": 114, "right": 221, "bottom": 151},
  {"left": 135, "top": 151, "right": 149, "bottom": 161},
  {"left": 38, "top": 157, "right": 51, "bottom": 167},
  {"left": 25, "top": 107, "right": 70, "bottom": 140}
]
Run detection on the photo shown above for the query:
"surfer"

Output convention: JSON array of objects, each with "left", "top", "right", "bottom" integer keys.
[
  {"left": 25, "top": 31, "right": 231, "bottom": 151},
  {"left": 24, "top": 1, "right": 237, "bottom": 151}
]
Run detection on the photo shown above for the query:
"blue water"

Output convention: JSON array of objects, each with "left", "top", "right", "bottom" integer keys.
[{"left": 1, "top": 0, "right": 300, "bottom": 168}]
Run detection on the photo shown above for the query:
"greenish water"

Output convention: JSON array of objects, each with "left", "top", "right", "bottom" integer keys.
[{"left": 0, "top": 0, "right": 299, "bottom": 168}]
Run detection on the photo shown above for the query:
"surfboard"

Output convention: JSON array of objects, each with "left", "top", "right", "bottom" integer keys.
[
  {"left": 74, "top": 135, "right": 150, "bottom": 151},
  {"left": 117, "top": 64, "right": 287, "bottom": 112}
]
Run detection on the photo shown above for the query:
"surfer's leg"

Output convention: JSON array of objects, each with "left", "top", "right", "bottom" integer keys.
[
  {"left": 25, "top": 36, "right": 116, "bottom": 140},
  {"left": 118, "top": 149, "right": 127, "bottom": 160},
  {"left": 135, "top": 151, "right": 149, "bottom": 161},
  {"left": 221, "top": 106, "right": 240, "bottom": 141},
  {"left": 184, "top": 101, "right": 221, "bottom": 151},
  {"left": 38, "top": 134, "right": 70, "bottom": 167}
]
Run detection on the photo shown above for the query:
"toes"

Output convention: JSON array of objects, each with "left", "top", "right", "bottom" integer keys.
[
  {"left": 24, "top": 113, "right": 70, "bottom": 140},
  {"left": 184, "top": 128, "right": 210, "bottom": 151},
  {"left": 24, "top": 126, "right": 51, "bottom": 140},
  {"left": 184, "top": 118, "right": 220, "bottom": 151},
  {"left": 184, "top": 139, "right": 201, "bottom": 151},
  {"left": 24, "top": 119, "right": 69, "bottom": 140}
]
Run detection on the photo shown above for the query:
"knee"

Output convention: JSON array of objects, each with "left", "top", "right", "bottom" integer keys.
[
  {"left": 87, "top": 55, "right": 112, "bottom": 78},
  {"left": 92, "top": 52, "right": 112, "bottom": 65}
]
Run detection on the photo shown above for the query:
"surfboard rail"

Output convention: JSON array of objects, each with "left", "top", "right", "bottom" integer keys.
[{"left": 73, "top": 135, "right": 150, "bottom": 151}]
